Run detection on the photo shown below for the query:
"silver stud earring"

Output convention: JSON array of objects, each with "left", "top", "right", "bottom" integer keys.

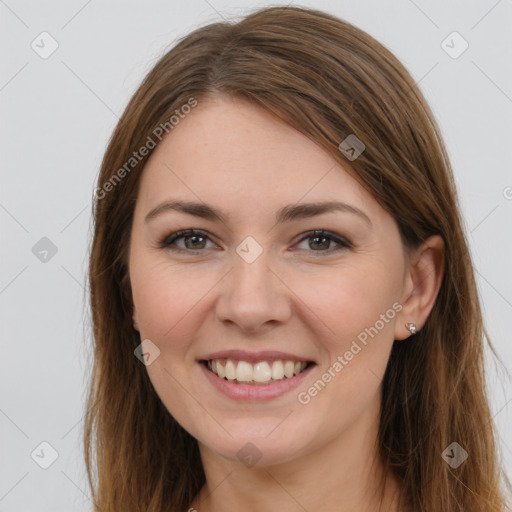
[{"left": 405, "top": 322, "right": 417, "bottom": 335}]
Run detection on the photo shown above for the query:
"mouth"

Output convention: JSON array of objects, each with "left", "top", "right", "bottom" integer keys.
[{"left": 201, "top": 358, "right": 315, "bottom": 385}]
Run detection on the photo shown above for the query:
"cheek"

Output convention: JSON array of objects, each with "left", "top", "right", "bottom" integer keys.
[
  {"left": 287, "top": 262, "right": 399, "bottom": 348},
  {"left": 131, "top": 259, "right": 216, "bottom": 343}
]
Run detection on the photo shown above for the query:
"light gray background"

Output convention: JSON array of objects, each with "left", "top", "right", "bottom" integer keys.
[{"left": 1, "top": 1, "right": 511, "bottom": 510}]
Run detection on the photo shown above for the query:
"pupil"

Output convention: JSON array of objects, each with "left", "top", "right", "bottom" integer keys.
[
  {"left": 186, "top": 235, "right": 205, "bottom": 249},
  {"left": 183, "top": 235, "right": 330, "bottom": 250},
  {"left": 312, "top": 236, "right": 329, "bottom": 250}
]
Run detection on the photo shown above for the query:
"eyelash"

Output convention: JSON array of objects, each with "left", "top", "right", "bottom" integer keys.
[{"left": 158, "top": 229, "right": 351, "bottom": 255}]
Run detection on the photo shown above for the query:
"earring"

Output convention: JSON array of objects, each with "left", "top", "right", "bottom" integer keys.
[{"left": 405, "top": 322, "right": 417, "bottom": 335}]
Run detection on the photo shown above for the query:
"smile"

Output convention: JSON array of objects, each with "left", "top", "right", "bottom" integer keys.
[{"left": 205, "top": 359, "right": 312, "bottom": 385}]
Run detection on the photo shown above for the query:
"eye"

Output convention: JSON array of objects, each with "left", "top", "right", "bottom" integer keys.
[
  {"left": 158, "top": 229, "right": 217, "bottom": 253},
  {"left": 158, "top": 229, "right": 351, "bottom": 256},
  {"left": 293, "top": 230, "right": 351, "bottom": 254}
]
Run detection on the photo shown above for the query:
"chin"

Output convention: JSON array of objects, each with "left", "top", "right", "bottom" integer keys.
[{"left": 195, "top": 418, "right": 315, "bottom": 467}]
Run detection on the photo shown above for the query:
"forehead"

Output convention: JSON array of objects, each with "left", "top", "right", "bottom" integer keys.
[{"left": 136, "top": 96, "right": 379, "bottom": 220}]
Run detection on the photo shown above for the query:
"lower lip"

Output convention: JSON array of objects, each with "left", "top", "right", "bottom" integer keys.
[{"left": 199, "top": 362, "right": 315, "bottom": 401}]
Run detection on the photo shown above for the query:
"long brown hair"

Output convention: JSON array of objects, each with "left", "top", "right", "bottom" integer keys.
[{"left": 85, "top": 5, "right": 511, "bottom": 511}]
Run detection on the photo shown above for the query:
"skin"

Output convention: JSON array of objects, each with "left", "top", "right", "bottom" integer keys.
[{"left": 129, "top": 95, "right": 444, "bottom": 512}]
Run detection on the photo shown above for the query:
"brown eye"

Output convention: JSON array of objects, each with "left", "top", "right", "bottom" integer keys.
[
  {"left": 158, "top": 229, "right": 350, "bottom": 256},
  {"left": 294, "top": 230, "right": 351, "bottom": 254},
  {"left": 159, "top": 229, "right": 216, "bottom": 253}
]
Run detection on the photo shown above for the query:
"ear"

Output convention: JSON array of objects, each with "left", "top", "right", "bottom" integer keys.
[
  {"left": 132, "top": 301, "right": 140, "bottom": 332},
  {"left": 394, "top": 235, "right": 445, "bottom": 340}
]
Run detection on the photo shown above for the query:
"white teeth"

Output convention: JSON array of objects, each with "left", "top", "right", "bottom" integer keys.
[
  {"left": 284, "top": 361, "right": 295, "bottom": 378},
  {"left": 271, "top": 360, "right": 284, "bottom": 380},
  {"left": 225, "top": 359, "right": 236, "bottom": 380},
  {"left": 207, "top": 358, "right": 309, "bottom": 384},
  {"left": 236, "top": 361, "right": 253, "bottom": 382},
  {"left": 217, "top": 361, "right": 226, "bottom": 379},
  {"left": 253, "top": 362, "right": 272, "bottom": 383}
]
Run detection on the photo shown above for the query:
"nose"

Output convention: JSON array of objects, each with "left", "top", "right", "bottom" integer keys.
[{"left": 215, "top": 249, "right": 292, "bottom": 334}]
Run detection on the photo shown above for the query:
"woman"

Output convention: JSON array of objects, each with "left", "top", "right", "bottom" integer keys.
[{"left": 85, "top": 5, "right": 511, "bottom": 511}]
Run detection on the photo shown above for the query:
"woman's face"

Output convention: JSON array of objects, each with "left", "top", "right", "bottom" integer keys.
[{"left": 129, "top": 95, "right": 411, "bottom": 466}]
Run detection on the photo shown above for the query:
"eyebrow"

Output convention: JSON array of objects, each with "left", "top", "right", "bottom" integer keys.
[{"left": 144, "top": 199, "right": 372, "bottom": 226}]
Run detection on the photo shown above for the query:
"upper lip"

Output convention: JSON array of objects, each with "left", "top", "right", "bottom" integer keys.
[{"left": 200, "top": 350, "right": 315, "bottom": 363}]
